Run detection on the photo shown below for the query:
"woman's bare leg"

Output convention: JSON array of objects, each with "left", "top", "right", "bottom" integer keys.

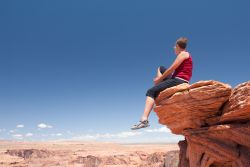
[
  {"left": 141, "top": 96, "right": 155, "bottom": 121},
  {"left": 140, "top": 67, "right": 162, "bottom": 121}
]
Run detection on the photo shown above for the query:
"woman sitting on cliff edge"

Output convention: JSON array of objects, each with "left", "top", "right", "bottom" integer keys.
[{"left": 131, "top": 37, "right": 193, "bottom": 130}]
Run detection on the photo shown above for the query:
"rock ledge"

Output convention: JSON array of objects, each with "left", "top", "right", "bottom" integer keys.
[{"left": 154, "top": 80, "right": 250, "bottom": 167}]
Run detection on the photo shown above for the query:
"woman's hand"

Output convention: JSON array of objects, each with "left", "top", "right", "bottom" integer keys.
[{"left": 153, "top": 76, "right": 162, "bottom": 85}]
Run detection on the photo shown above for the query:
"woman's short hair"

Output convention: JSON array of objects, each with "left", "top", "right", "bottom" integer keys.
[{"left": 176, "top": 37, "right": 188, "bottom": 49}]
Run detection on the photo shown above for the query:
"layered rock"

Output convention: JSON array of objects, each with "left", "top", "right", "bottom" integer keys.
[{"left": 154, "top": 80, "right": 250, "bottom": 167}]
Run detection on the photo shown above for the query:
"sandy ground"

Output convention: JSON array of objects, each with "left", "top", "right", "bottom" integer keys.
[{"left": 0, "top": 140, "right": 179, "bottom": 167}]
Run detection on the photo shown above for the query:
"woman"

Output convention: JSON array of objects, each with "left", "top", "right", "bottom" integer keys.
[{"left": 131, "top": 37, "right": 193, "bottom": 130}]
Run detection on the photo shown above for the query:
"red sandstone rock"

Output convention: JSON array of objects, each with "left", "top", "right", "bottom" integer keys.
[
  {"left": 220, "top": 81, "right": 250, "bottom": 123},
  {"left": 178, "top": 140, "right": 189, "bottom": 167},
  {"left": 154, "top": 80, "right": 250, "bottom": 167},
  {"left": 155, "top": 80, "right": 232, "bottom": 134}
]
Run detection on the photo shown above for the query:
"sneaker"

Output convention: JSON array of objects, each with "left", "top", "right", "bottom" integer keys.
[{"left": 131, "top": 120, "right": 150, "bottom": 130}]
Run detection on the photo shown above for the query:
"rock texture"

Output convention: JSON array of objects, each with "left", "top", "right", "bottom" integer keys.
[
  {"left": 164, "top": 150, "right": 179, "bottom": 167},
  {"left": 154, "top": 80, "right": 250, "bottom": 167}
]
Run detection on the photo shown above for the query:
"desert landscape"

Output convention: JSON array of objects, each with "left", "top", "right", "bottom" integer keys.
[{"left": 0, "top": 140, "right": 179, "bottom": 167}]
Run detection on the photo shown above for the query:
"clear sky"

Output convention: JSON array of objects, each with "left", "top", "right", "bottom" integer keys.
[{"left": 0, "top": 0, "right": 249, "bottom": 143}]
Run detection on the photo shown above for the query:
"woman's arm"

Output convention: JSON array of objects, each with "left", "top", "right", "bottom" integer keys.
[{"left": 155, "top": 52, "right": 189, "bottom": 84}]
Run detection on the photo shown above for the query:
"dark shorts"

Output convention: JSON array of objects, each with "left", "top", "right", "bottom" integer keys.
[{"left": 146, "top": 66, "right": 188, "bottom": 99}]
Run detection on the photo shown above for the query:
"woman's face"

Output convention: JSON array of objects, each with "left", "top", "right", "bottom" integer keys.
[{"left": 173, "top": 44, "right": 181, "bottom": 55}]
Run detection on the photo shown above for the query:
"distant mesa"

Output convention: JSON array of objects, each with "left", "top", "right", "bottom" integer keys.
[{"left": 154, "top": 80, "right": 250, "bottom": 167}]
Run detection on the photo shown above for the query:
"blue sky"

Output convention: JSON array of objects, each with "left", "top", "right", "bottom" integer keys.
[{"left": 0, "top": 0, "right": 249, "bottom": 143}]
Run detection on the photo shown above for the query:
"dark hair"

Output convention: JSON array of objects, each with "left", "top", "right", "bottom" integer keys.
[{"left": 176, "top": 37, "right": 188, "bottom": 49}]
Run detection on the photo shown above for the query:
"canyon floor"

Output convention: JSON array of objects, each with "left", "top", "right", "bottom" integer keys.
[{"left": 0, "top": 140, "right": 179, "bottom": 167}]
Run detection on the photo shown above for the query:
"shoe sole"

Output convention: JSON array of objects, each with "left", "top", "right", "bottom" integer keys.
[{"left": 131, "top": 125, "right": 150, "bottom": 130}]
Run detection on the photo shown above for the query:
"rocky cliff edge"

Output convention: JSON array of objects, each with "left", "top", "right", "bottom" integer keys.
[{"left": 154, "top": 80, "right": 250, "bottom": 167}]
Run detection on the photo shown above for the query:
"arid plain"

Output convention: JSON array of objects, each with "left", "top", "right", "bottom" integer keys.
[{"left": 0, "top": 140, "right": 179, "bottom": 167}]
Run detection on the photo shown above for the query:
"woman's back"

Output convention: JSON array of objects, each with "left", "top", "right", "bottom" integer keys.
[{"left": 172, "top": 52, "right": 193, "bottom": 82}]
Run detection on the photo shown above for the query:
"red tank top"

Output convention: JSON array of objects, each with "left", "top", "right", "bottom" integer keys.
[{"left": 172, "top": 52, "right": 193, "bottom": 81}]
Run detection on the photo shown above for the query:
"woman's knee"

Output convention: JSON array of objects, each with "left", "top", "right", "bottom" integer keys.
[
  {"left": 158, "top": 66, "right": 166, "bottom": 74},
  {"left": 146, "top": 88, "right": 154, "bottom": 99},
  {"left": 146, "top": 87, "right": 159, "bottom": 99}
]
